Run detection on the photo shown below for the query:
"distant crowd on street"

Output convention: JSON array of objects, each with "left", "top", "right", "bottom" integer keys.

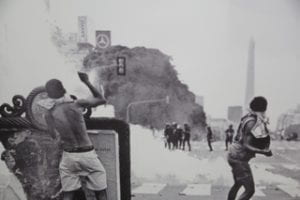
[
  {"left": 163, "top": 121, "right": 236, "bottom": 152},
  {"left": 163, "top": 122, "right": 191, "bottom": 151}
]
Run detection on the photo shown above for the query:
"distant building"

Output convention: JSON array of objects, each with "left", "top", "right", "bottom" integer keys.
[
  {"left": 227, "top": 106, "right": 243, "bottom": 123},
  {"left": 77, "top": 16, "right": 95, "bottom": 46},
  {"left": 195, "top": 95, "right": 204, "bottom": 107},
  {"left": 78, "top": 16, "right": 88, "bottom": 43}
]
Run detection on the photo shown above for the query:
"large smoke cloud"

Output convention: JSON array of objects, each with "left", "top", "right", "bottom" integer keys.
[{"left": 0, "top": 0, "right": 88, "bottom": 104}]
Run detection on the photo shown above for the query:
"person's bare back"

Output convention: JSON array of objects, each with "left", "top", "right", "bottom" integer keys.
[
  {"left": 44, "top": 72, "right": 106, "bottom": 149},
  {"left": 49, "top": 102, "right": 92, "bottom": 150}
]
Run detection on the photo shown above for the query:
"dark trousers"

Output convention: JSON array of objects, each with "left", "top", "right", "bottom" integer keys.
[
  {"left": 225, "top": 136, "right": 233, "bottom": 150},
  {"left": 227, "top": 157, "right": 255, "bottom": 200},
  {"left": 183, "top": 139, "right": 191, "bottom": 151},
  {"left": 207, "top": 139, "right": 213, "bottom": 151},
  {"left": 167, "top": 139, "right": 172, "bottom": 150},
  {"left": 172, "top": 138, "right": 178, "bottom": 149},
  {"left": 178, "top": 139, "right": 183, "bottom": 149}
]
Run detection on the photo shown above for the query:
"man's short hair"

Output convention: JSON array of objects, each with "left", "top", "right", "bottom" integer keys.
[
  {"left": 45, "top": 79, "right": 66, "bottom": 99},
  {"left": 250, "top": 96, "right": 268, "bottom": 112}
]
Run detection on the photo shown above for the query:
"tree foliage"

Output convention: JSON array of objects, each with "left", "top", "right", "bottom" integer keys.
[{"left": 83, "top": 46, "right": 206, "bottom": 131}]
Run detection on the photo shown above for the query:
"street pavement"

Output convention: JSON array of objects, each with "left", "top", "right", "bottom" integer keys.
[{"left": 132, "top": 140, "right": 300, "bottom": 200}]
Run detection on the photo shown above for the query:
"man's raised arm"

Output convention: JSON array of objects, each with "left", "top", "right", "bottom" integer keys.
[
  {"left": 76, "top": 72, "right": 107, "bottom": 108},
  {"left": 45, "top": 111, "right": 57, "bottom": 140}
]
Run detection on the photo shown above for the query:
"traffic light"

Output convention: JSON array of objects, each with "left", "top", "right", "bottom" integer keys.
[{"left": 116, "top": 56, "right": 126, "bottom": 76}]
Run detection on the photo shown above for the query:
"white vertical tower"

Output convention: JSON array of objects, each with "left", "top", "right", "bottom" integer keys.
[
  {"left": 44, "top": 0, "right": 50, "bottom": 12},
  {"left": 245, "top": 38, "right": 255, "bottom": 110}
]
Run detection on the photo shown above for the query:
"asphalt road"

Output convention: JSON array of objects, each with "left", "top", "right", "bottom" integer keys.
[{"left": 132, "top": 140, "right": 300, "bottom": 200}]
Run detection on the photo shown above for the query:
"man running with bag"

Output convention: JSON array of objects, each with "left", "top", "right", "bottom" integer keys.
[{"left": 227, "top": 96, "right": 272, "bottom": 200}]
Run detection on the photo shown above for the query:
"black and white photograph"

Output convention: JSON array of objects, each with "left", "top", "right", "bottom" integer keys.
[{"left": 1, "top": 0, "right": 300, "bottom": 200}]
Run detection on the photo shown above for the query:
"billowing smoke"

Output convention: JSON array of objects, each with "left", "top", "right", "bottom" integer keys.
[
  {"left": 131, "top": 125, "right": 233, "bottom": 185},
  {"left": 131, "top": 125, "right": 300, "bottom": 187},
  {"left": 0, "top": 0, "right": 89, "bottom": 104}
]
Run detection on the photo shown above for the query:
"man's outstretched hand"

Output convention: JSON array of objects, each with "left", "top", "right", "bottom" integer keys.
[
  {"left": 264, "top": 149, "right": 273, "bottom": 157},
  {"left": 78, "top": 72, "right": 89, "bottom": 83}
]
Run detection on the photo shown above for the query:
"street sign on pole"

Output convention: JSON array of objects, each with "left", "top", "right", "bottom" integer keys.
[{"left": 95, "top": 30, "right": 111, "bottom": 49}]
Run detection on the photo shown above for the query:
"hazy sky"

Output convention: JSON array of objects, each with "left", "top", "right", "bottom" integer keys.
[{"left": 1, "top": 0, "right": 300, "bottom": 129}]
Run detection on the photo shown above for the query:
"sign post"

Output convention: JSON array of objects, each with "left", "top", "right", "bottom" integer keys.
[{"left": 95, "top": 31, "right": 111, "bottom": 49}]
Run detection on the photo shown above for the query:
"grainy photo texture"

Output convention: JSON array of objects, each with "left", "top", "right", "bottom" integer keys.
[{"left": 0, "top": 1, "right": 300, "bottom": 200}]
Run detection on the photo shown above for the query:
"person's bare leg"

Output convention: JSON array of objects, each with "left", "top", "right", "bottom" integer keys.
[{"left": 95, "top": 189, "right": 107, "bottom": 200}]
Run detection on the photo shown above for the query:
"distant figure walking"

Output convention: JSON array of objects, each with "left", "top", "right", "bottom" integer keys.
[
  {"left": 206, "top": 126, "right": 213, "bottom": 151},
  {"left": 164, "top": 123, "right": 172, "bottom": 149},
  {"left": 176, "top": 125, "right": 184, "bottom": 149},
  {"left": 225, "top": 124, "right": 234, "bottom": 151},
  {"left": 171, "top": 122, "right": 178, "bottom": 150},
  {"left": 183, "top": 123, "right": 191, "bottom": 151},
  {"left": 227, "top": 96, "right": 272, "bottom": 200}
]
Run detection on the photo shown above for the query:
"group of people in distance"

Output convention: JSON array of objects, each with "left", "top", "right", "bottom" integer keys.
[{"left": 163, "top": 122, "right": 192, "bottom": 151}]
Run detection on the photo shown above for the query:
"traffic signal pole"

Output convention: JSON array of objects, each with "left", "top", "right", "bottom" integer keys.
[{"left": 126, "top": 96, "right": 169, "bottom": 123}]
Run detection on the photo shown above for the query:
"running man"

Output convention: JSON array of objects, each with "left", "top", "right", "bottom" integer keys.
[{"left": 227, "top": 96, "right": 272, "bottom": 200}]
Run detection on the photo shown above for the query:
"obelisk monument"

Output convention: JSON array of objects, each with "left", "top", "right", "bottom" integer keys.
[{"left": 245, "top": 38, "right": 255, "bottom": 110}]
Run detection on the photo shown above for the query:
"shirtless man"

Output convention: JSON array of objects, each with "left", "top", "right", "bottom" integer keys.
[{"left": 42, "top": 72, "right": 107, "bottom": 200}]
